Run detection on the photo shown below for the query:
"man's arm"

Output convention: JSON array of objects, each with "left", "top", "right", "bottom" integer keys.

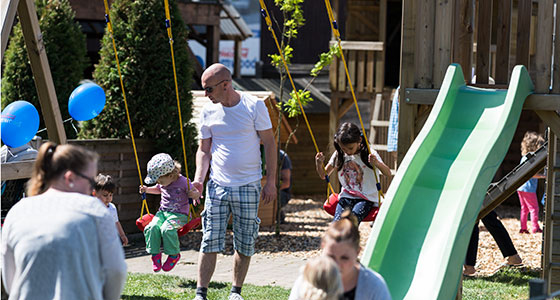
[
  {"left": 258, "top": 128, "right": 277, "bottom": 204},
  {"left": 193, "top": 138, "right": 212, "bottom": 193}
]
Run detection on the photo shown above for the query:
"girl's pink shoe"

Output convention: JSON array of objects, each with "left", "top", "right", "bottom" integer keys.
[
  {"left": 162, "top": 253, "right": 181, "bottom": 272},
  {"left": 519, "top": 229, "right": 530, "bottom": 234},
  {"left": 532, "top": 228, "right": 543, "bottom": 233},
  {"left": 152, "top": 253, "right": 162, "bottom": 272}
]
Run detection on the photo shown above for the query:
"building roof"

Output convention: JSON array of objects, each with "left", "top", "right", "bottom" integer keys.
[
  {"left": 220, "top": 4, "right": 253, "bottom": 40},
  {"left": 232, "top": 77, "right": 331, "bottom": 114}
]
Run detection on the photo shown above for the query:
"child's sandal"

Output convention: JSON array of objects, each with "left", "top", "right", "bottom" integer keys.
[
  {"left": 162, "top": 253, "right": 181, "bottom": 272},
  {"left": 151, "top": 253, "right": 162, "bottom": 272}
]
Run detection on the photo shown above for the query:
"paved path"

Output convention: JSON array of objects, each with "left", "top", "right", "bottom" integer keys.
[{"left": 125, "top": 247, "right": 306, "bottom": 289}]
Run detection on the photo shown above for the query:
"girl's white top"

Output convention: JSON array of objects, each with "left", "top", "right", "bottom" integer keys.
[
  {"left": 328, "top": 148, "right": 383, "bottom": 205},
  {"left": 1, "top": 189, "right": 127, "bottom": 300}
]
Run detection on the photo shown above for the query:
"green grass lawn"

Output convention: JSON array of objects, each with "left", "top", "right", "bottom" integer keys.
[{"left": 122, "top": 268, "right": 539, "bottom": 300}]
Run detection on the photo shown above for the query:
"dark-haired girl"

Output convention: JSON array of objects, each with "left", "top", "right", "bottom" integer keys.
[{"left": 315, "top": 122, "right": 391, "bottom": 223}]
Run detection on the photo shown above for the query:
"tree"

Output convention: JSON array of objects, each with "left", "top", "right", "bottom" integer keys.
[
  {"left": 1, "top": 0, "right": 87, "bottom": 139},
  {"left": 79, "top": 0, "right": 196, "bottom": 174}
]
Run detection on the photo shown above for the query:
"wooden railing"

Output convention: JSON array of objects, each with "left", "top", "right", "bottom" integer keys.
[{"left": 329, "top": 41, "right": 384, "bottom": 96}]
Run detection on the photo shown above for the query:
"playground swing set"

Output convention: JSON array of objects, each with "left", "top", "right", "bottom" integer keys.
[{"left": 6, "top": 0, "right": 560, "bottom": 299}]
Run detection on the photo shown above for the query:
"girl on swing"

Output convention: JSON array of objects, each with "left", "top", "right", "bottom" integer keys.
[{"left": 315, "top": 122, "right": 392, "bottom": 223}]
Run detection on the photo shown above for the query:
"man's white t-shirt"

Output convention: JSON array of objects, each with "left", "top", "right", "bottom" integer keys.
[
  {"left": 108, "top": 202, "right": 119, "bottom": 223},
  {"left": 199, "top": 93, "right": 272, "bottom": 186}
]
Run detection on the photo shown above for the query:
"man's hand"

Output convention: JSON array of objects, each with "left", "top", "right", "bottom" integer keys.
[
  {"left": 193, "top": 181, "right": 204, "bottom": 195},
  {"left": 261, "top": 181, "right": 277, "bottom": 205}
]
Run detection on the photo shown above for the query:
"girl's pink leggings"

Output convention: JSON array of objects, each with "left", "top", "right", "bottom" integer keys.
[{"left": 517, "top": 191, "right": 541, "bottom": 232}]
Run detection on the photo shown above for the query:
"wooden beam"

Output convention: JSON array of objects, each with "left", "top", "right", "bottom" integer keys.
[
  {"left": 495, "top": 0, "right": 511, "bottom": 84},
  {"left": 452, "top": 0, "right": 473, "bottom": 82},
  {"left": 375, "top": 0, "right": 386, "bottom": 93},
  {"left": 475, "top": 0, "right": 492, "bottom": 84},
  {"left": 534, "top": 0, "right": 554, "bottom": 93},
  {"left": 536, "top": 111, "right": 560, "bottom": 137},
  {"left": 206, "top": 24, "right": 220, "bottom": 65},
  {"left": 1, "top": 161, "right": 35, "bottom": 181},
  {"left": 433, "top": 0, "right": 453, "bottom": 88},
  {"left": 554, "top": 1, "right": 560, "bottom": 93},
  {"left": 404, "top": 88, "right": 560, "bottom": 110},
  {"left": 337, "top": 99, "right": 354, "bottom": 119},
  {"left": 516, "top": 0, "right": 532, "bottom": 67},
  {"left": 398, "top": 0, "right": 417, "bottom": 166},
  {"left": 18, "top": 0, "right": 66, "bottom": 145},
  {"left": 233, "top": 39, "right": 242, "bottom": 78},
  {"left": 415, "top": 0, "right": 435, "bottom": 88},
  {"left": 1, "top": 0, "right": 19, "bottom": 62},
  {"left": 329, "top": 41, "right": 384, "bottom": 51}
]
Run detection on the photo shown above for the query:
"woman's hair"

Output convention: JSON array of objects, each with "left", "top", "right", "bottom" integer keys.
[
  {"left": 298, "top": 256, "right": 343, "bottom": 300},
  {"left": 521, "top": 131, "right": 544, "bottom": 155},
  {"left": 323, "top": 210, "right": 360, "bottom": 251},
  {"left": 94, "top": 174, "right": 116, "bottom": 193},
  {"left": 334, "top": 122, "right": 372, "bottom": 170},
  {"left": 27, "top": 142, "right": 99, "bottom": 196}
]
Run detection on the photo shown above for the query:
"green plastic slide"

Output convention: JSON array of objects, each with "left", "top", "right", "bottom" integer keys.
[{"left": 361, "top": 64, "right": 533, "bottom": 300}]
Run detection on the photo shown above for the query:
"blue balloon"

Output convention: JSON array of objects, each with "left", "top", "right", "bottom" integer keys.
[
  {"left": 1, "top": 101, "right": 40, "bottom": 148},
  {"left": 68, "top": 82, "right": 106, "bottom": 121}
]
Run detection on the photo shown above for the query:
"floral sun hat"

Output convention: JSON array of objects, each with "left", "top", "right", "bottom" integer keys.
[{"left": 144, "top": 153, "right": 175, "bottom": 185}]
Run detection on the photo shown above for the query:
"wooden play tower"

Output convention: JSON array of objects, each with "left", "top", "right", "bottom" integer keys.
[{"left": 399, "top": 0, "right": 560, "bottom": 293}]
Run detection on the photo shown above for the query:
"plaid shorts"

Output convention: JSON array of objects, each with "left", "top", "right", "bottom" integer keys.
[{"left": 200, "top": 179, "right": 261, "bottom": 256}]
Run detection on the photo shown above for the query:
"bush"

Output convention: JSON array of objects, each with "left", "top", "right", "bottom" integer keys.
[
  {"left": 79, "top": 0, "right": 196, "bottom": 176},
  {"left": 1, "top": 0, "right": 87, "bottom": 139}
]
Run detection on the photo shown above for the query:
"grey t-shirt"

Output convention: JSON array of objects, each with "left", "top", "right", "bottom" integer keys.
[{"left": 2, "top": 190, "right": 127, "bottom": 300}]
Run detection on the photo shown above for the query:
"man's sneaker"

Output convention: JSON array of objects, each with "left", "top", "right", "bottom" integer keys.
[
  {"left": 191, "top": 295, "right": 206, "bottom": 300},
  {"left": 151, "top": 253, "right": 162, "bottom": 272},
  {"left": 162, "top": 253, "right": 181, "bottom": 271},
  {"left": 228, "top": 293, "right": 244, "bottom": 300}
]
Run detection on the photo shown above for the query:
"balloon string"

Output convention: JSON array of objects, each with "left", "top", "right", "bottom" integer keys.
[{"left": 36, "top": 118, "right": 74, "bottom": 134}]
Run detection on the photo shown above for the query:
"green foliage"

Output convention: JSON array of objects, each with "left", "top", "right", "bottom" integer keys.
[
  {"left": 79, "top": 0, "right": 196, "bottom": 174},
  {"left": 311, "top": 44, "right": 341, "bottom": 77},
  {"left": 269, "top": 45, "right": 293, "bottom": 71},
  {"left": 1, "top": 0, "right": 87, "bottom": 139},
  {"left": 282, "top": 89, "right": 312, "bottom": 118}
]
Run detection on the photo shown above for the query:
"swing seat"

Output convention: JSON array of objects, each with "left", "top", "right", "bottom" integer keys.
[
  {"left": 177, "top": 217, "right": 201, "bottom": 236},
  {"left": 136, "top": 213, "right": 155, "bottom": 231},
  {"left": 323, "top": 193, "right": 380, "bottom": 222},
  {"left": 135, "top": 213, "right": 202, "bottom": 235}
]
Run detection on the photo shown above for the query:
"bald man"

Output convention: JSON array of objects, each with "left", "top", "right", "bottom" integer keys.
[{"left": 192, "top": 64, "right": 277, "bottom": 300}]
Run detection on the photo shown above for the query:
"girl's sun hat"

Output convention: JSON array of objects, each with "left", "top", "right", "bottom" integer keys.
[{"left": 144, "top": 153, "right": 175, "bottom": 184}]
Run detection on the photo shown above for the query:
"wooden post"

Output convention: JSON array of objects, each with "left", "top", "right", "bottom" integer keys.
[
  {"left": 233, "top": 39, "right": 242, "bottom": 78},
  {"left": 495, "top": 0, "right": 511, "bottom": 84},
  {"left": 452, "top": 0, "right": 473, "bottom": 82},
  {"left": 17, "top": 0, "right": 66, "bottom": 145},
  {"left": 433, "top": 0, "right": 453, "bottom": 88},
  {"left": 554, "top": 0, "right": 560, "bottom": 93},
  {"left": 475, "top": 0, "right": 492, "bottom": 84},
  {"left": 375, "top": 0, "right": 386, "bottom": 93},
  {"left": 1, "top": 0, "right": 19, "bottom": 62},
  {"left": 206, "top": 24, "right": 220, "bottom": 66},
  {"left": 397, "top": 0, "right": 417, "bottom": 165},
  {"left": 534, "top": 0, "right": 554, "bottom": 93},
  {"left": 516, "top": 0, "right": 532, "bottom": 68},
  {"left": 415, "top": 0, "right": 435, "bottom": 88}
]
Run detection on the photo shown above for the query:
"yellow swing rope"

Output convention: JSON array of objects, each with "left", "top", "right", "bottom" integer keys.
[
  {"left": 258, "top": 0, "right": 335, "bottom": 197},
  {"left": 102, "top": 0, "right": 151, "bottom": 217},
  {"left": 163, "top": 0, "right": 196, "bottom": 217},
  {"left": 323, "top": 0, "right": 384, "bottom": 201}
]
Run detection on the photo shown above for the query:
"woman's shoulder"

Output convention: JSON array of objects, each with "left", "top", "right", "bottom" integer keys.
[{"left": 357, "top": 264, "right": 392, "bottom": 300}]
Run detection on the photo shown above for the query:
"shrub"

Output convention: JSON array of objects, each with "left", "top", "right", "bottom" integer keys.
[
  {"left": 79, "top": 0, "right": 196, "bottom": 176},
  {"left": 1, "top": 0, "right": 87, "bottom": 139}
]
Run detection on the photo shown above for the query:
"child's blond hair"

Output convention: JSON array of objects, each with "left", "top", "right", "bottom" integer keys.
[
  {"left": 298, "top": 256, "right": 343, "bottom": 300},
  {"left": 521, "top": 131, "right": 544, "bottom": 156}
]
